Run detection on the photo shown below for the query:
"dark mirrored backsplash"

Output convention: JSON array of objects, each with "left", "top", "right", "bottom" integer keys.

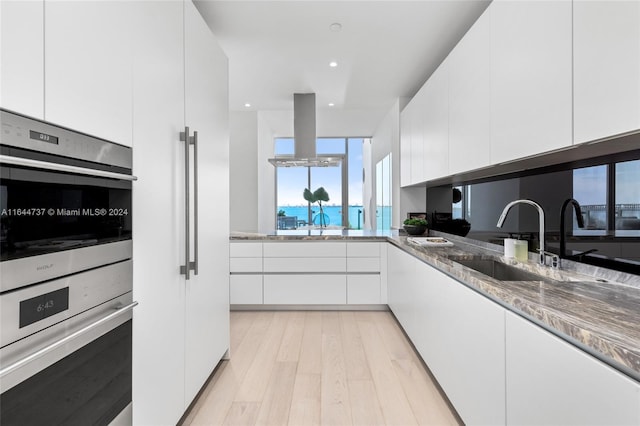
[{"left": 427, "top": 150, "right": 640, "bottom": 275}]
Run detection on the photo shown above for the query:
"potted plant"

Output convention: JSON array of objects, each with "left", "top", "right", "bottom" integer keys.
[
  {"left": 277, "top": 209, "right": 286, "bottom": 217},
  {"left": 303, "top": 187, "right": 330, "bottom": 228},
  {"left": 403, "top": 218, "right": 428, "bottom": 235}
]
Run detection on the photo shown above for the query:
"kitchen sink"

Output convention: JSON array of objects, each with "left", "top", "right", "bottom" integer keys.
[{"left": 449, "top": 257, "right": 545, "bottom": 281}]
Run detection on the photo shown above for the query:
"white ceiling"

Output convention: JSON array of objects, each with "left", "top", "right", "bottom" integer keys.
[{"left": 195, "top": 0, "right": 491, "bottom": 135}]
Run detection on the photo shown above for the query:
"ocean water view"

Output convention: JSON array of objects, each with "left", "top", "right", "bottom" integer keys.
[{"left": 277, "top": 205, "right": 392, "bottom": 229}]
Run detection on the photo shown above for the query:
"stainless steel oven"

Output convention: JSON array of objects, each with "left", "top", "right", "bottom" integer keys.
[{"left": 0, "top": 109, "right": 137, "bottom": 425}]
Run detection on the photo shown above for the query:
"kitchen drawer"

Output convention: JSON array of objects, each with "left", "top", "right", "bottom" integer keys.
[
  {"left": 230, "top": 275, "right": 263, "bottom": 304},
  {"left": 347, "top": 275, "right": 381, "bottom": 304},
  {"left": 346, "top": 257, "right": 381, "bottom": 273},
  {"left": 346, "top": 242, "right": 381, "bottom": 258},
  {"left": 263, "top": 257, "right": 346, "bottom": 273},
  {"left": 230, "top": 242, "right": 263, "bottom": 258},
  {"left": 263, "top": 242, "right": 346, "bottom": 258},
  {"left": 229, "top": 257, "right": 262, "bottom": 273},
  {"left": 263, "top": 275, "right": 347, "bottom": 304}
]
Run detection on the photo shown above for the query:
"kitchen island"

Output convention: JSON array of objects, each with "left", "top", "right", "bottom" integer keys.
[{"left": 230, "top": 229, "right": 640, "bottom": 424}]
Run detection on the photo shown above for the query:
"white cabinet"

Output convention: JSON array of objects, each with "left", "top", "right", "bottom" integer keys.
[
  {"left": 506, "top": 312, "right": 640, "bottom": 425},
  {"left": 490, "top": 0, "right": 572, "bottom": 164},
  {"left": 399, "top": 108, "right": 412, "bottom": 187},
  {"left": 230, "top": 275, "right": 263, "bottom": 304},
  {"left": 131, "top": 1, "right": 229, "bottom": 424},
  {"left": 264, "top": 275, "right": 347, "bottom": 305},
  {"left": 346, "top": 242, "right": 383, "bottom": 304},
  {"left": 44, "top": 1, "right": 133, "bottom": 146},
  {"left": 422, "top": 61, "right": 449, "bottom": 182},
  {"left": 230, "top": 242, "right": 263, "bottom": 304},
  {"left": 0, "top": 0, "right": 44, "bottom": 118},
  {"left": 573, "top": 0, "right": 640, "bottom": 144},
  {"left": 448, "top": 7, "right": 490, "bottom": 175},
  {"left": 409, "top": 93, "right": 425, "bottom": 184},
  {"left": 387, "top": 245, "right": 506, "bottom": 425}
]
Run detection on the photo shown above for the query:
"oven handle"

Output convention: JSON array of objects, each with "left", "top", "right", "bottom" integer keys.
[
  {"left": 0, "top": 301, "right": 138, "bottom": 378},
  {"left": 0, "top": 155, "right": 138, "bottom": 181}
]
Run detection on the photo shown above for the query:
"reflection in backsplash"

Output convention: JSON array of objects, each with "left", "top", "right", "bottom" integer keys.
[{"left": 427, "top": 152, "right": 640, "bottom": 275}]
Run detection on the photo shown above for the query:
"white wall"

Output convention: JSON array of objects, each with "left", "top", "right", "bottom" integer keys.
[
  {"left": 229, "top": 111, "right": 258, "bottom": 232},
  {"left": 257, "top": 112, "right": 276, "bottom": 233}
]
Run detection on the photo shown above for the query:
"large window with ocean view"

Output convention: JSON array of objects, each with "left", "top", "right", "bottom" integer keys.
[{"left": 275, "top": 137, "right": 365, "bottom": 229}]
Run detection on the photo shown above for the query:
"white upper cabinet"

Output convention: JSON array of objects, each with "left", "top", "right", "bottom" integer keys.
[
  {"left": 44, "top": 1, "right": 133, "bottom": 146},
  {"left": 410, "top": 90, "right": 426, "bottom": 184},
  {"left": 422, "top": 61, "right": 449, "bottom": 182},
  {"left": 1, "top": 0, "right": 44, "bottom": 118},
  {"left": 448, "top": 7, "right": 490, "bottom": 175},
  {"left": 400, "top": 106, "right": 412, "bottom": 187},
  {"left": 490, "top": 0, "right": 572, "bottom": 165},
  {"left": 573, "top": 0, "right": 640, "bottom": 144}
]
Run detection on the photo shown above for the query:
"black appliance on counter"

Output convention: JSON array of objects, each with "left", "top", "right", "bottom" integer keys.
[
  {"left": 0, "top": 109, "right": 137, "bottom": 425},
  {"left": 430, "top": 212, "right": 471, "bottom": 237}
]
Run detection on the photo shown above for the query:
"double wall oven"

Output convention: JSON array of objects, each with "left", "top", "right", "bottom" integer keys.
[{"left": 0, "top": 109, "right": 137, "bottom": 425}]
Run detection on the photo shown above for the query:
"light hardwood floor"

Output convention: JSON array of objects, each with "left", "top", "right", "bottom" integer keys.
[{"left": 181, "top": 311, "right": 461, "bottom": 426}]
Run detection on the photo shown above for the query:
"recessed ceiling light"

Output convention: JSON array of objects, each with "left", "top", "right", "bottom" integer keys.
[
  {"left": 328, "top": 103, "right": 335, "bottom": 107},
  {"left": 330, "top": 22, "right": 342, "bottom": 32},
  {"left": 244, "top": 103, "right": 251, "bottom": 108},
  {"left": 329, "top": 61, "right": 338, "bottom": 68}
]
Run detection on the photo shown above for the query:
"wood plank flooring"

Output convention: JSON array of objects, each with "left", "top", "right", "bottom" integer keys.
[{"left": 181, "top": 311, "right": 461, "bottom": 426}]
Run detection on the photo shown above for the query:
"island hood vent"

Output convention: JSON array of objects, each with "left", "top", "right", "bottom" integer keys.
[{"left": 268, "top": 93, "right": 341, "bottom": 167}]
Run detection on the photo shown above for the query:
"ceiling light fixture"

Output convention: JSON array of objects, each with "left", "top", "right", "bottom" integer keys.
[
  {"left": 244, "top": 103, "right": 251, "bottom": 108},
  {"left": 328, "top": 103, "right": 335, "bottom": 107},
  {"left": 329, "top": 61, "right": 338, "bottom": 68},
  {"left": 329, "top": 22, "right": 342, "bottom": 32}
]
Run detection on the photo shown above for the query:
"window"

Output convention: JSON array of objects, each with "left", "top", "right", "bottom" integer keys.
[
  {"left": 615, "top": 159, "right": 640, "bottom": 230},
  {"left": 275, "top": 138, "right": 365, "bottom": 229},
  {"left": 573, "top": 165, "right": 608, "bottom": 230}
]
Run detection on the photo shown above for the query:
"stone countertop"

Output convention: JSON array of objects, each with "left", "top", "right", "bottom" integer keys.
[
  {"left": 230, "top": 229, "right": 640, "bottom": 381},
  {"left": 386, "top": 234, "right": 640, "bottom": 383}
]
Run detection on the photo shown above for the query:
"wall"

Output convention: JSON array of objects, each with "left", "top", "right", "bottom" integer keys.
[
  {"left": 257, "top": 112, "right": 276, "bottom": 233},
  {"left": 229, "top": 111, "right": 259, "bottom": 232}
]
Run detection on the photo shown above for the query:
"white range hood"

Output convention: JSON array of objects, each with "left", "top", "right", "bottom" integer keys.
[{"left": 268, "top": 93, "right": 341, "bottom": 167}]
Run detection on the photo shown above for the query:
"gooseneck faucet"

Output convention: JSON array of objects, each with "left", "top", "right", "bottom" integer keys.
[
  {"left": 560, "top": 198, "right": 585, "bottom": 259},
  {"left": 497, "top": 199, "right": 547, "bottom": 265}
]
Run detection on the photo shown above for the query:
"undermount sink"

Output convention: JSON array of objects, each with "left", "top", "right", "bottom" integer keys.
[{"left": 449, "top": 256, "right": 545, "bottom": 282}]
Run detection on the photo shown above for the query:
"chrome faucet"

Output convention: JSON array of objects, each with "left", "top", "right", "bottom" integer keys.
[{"left": 497, "top": 199, "right": 553, "bottom": 266}]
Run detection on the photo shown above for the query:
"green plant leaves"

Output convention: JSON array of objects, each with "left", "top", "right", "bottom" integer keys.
[{"left": 303, "top": 187, "right": 330, "bottom": 204}]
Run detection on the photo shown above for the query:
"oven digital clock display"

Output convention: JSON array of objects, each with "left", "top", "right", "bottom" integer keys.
[
  {"left": 19, "top": 287, "right": 69, "bottom": 328},
  {"left": 29, "top": 130, "right": 59, "bottom": 145}
]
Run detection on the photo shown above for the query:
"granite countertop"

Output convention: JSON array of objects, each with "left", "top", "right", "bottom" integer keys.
[{"left": 230, "top": 229, "right": 640, "bottom": 381}]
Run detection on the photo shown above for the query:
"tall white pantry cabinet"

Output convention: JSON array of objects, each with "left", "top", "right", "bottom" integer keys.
[
  {"left": 131, "top": 1, "right": 230, "bottom": 425},
  {"left": 1, "top": 1, "right": 230, "bottom": 424}
]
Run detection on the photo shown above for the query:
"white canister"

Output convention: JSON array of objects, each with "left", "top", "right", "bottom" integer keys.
[{"left": 504, "top": 238, "right": 517, "bottom": 258}]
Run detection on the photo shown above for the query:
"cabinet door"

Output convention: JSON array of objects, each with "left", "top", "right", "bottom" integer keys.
[
  {"left": 490, "top": 0, "right": 572, "bottom": 164},
  {"left": 400, "top": 108, "right": 412, "bottom": 187},
  {"left": 347, "top": 275, "right": 380, "bottom": 304},
  {"left": 422, "top": 61, "right": 449, "bottom": 182},
  {"left": 230, "top": 275, "right": 263, "bottom": 304},
  {"left": 416, "top": 262, "right": 506, "bottom": 425},
  {"left": 1, "top": 0, "right": 44, "bottom": 118},
  {"left": 386, "top": 245, "right": 418, "bottom": 337},
  {"left": 506, "top": 312, "right": 640, "bottom": 425},
  {"left": 573, "top": 0, "right": 640, "bottom": 143},
  {"left": 183, "top": 0, "right": 230, "bottom": 407},
  {"left": 263, "top": 274, "right": 346, "bottom": 304},
  {"left": 409, "top": 93, "right": 425, "bottom": 184},
  {"left": 131, "top": 2, "right": 185, "bottom": 424},
  {"left": 44, "top": 1, "right": 133, "bottom": 145},
  {"left": 448, "top": 7, "right": 490, "bottom": 175}
]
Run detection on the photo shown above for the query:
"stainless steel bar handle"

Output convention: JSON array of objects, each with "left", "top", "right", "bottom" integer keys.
[
  {"left": 0, "top": 155, "right": 138, "bottom": 181},
  {"left": 180, "top": 127, "right": 191, "bottom": 279},
  {"left": 192, "top": 131, "right": 199, "bottom": 275},
  {"left": 0, "top": 302, "right": 138, "bottom": 378}
]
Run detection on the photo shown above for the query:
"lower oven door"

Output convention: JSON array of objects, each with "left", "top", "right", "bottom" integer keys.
[{"left": 0, "top": 295, "right": 135, "bottom": 426}]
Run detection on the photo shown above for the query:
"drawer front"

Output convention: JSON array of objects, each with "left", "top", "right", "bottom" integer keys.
[
  {"left": 263, "top": 257, "right": 346, "bottom": 273},
  {"left": 347, "top": 257, "right": 381, "bottom": 272},
  {"left": 263, "top": 242, "right": 346, "bottom": 258},
  {"left": 263, "top": 275, "right": 347, "bottom": 304},
  {"left": 347, "top": 275, "right": 381, "bottom": 304},
  {"left": 346, "top": 242, "right": 381, "bottom": 258},
  {"left": 230, "top": 257, "right": 262, "bottom": 273},
  {"left": 230, "top": 242, "right": 263, "bottom": 258},
  {"left": 230, "top": 275, "right": 263, "bottom": 304}
]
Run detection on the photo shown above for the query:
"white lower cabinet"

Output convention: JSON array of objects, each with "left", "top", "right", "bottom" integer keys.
[
  {"left": 506, "top": 312, "right": 640, "bottom": 426},
  {"left": 263, "top": 275, "right": 346, "bottom": 305},
  {"left": 347, "top": 274, "right": 381, "bottom": 304},
  {"left": 229, "top": 275, "right": 263, "bottom": 304},
  {"left": 388, "top": 245, "right": 506, "bottom": 425}
]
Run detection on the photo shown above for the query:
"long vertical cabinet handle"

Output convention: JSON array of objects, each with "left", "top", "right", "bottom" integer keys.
[
  {"left": 192, "top": 131, "right": 199, "bottom": 275},
  {"left": 180, "top": 127, "right": 191, "bottom": 280}
]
